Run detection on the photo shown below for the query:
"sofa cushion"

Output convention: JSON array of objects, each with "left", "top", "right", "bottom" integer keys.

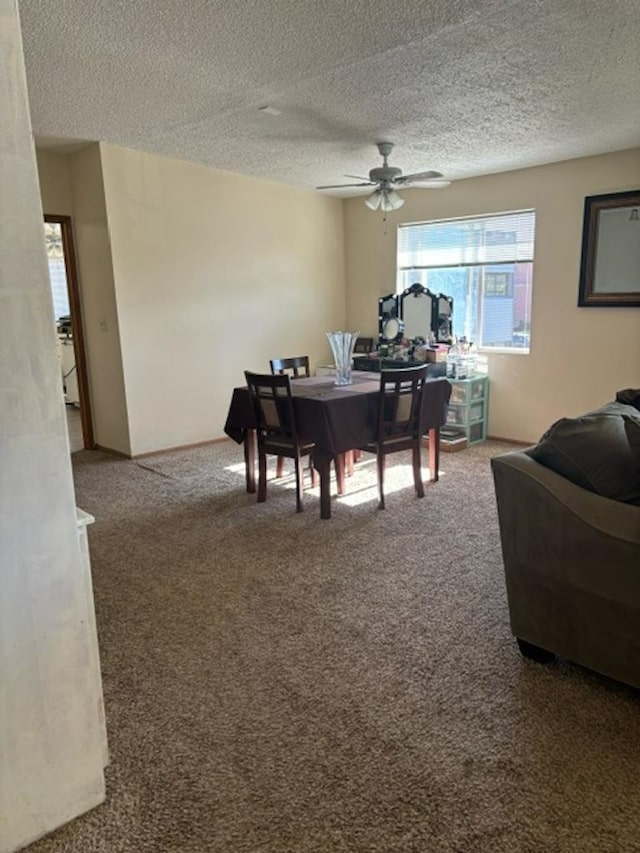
[{"left": 527, "top": 405, "right": 640, "bottom": 504}]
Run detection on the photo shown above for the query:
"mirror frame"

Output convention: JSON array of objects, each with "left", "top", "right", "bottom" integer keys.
[
  {"left": 378, "top": 292, "right": 403, "bottom": 343},
  {"left": 578, "top": 189, "right": 640, "bottom": 307},
  {"left": 434, "top": 293, "right": 454, "bottom": 342}
]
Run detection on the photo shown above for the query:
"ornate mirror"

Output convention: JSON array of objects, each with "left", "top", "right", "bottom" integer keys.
[{"left": 400, "top": 283, "right": 434, "bottom": 340}]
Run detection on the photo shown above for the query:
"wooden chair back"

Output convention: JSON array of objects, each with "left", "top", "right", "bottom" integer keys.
[
  {"left": 354, "top": 337, "right": 374, "bottom": 354},
  {"left": 244, "top": 370, "right": 313, "bottom": 512},
  {"left": 356, "top": 364, "right": 430, "bottom": 509},
  {"left": 269, "top": 355, "right": 311, "bottom": 378},
  {"left": 244, "top": 371, "right": 299, "bottom": 445},
  {"left": 377, "top": 365, "right": 429, "bottom": 445}
]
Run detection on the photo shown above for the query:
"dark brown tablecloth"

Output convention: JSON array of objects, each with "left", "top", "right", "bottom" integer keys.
[{"left": 224, "top": 373, "right": 451, "bottom": 467}]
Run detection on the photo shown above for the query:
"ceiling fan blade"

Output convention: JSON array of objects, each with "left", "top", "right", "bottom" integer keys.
[
  {"left": 395, "top": 170, "right": 444, "bottom": 183},
  {"left": 344, "top": 174, "right": 371, "bottom": 181},
  {"left": 404, "top": 179, "right": 451, "bottom": 189},
  {"left": 316, "top": 182, "right": 374, "bottom": 189}
]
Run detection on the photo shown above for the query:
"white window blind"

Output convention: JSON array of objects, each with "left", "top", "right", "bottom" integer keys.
[{"left": 398, "top": 210, "right": 535, "bottom": 270}]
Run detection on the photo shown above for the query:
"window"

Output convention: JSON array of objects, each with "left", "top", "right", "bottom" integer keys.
[
  {"left": 397, "top": 210, "right": 535, "bottom": 351},
  {"left": 44, "top": 221, "right": 70, "bottom": 321}
]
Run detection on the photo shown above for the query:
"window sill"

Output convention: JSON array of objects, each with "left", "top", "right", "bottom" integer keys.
[{"left": 479, "top": 347, "right": 530, "bottom": 356}]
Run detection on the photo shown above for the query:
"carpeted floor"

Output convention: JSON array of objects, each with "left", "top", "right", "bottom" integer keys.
[{"left": 25, "top": 440, "right": 640, "bottom": 853}]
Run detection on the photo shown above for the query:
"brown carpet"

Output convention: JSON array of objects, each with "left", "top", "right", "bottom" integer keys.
[{"left": 25, "top": 440, "right": 640, "bottom": 853}]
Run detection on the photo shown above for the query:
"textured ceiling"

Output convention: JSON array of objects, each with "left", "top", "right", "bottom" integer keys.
[{"left": 20, "top": 0, "right": 640, "bottom": 195}]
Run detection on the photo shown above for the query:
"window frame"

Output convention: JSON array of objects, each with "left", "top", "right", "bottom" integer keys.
[{"left": 396, "top": 209, "right": 535, "bottom": 354}]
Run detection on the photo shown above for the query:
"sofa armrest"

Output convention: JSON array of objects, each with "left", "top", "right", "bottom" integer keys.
[{"left": 491, "top": 450, "right": 640, "bottom": 545}]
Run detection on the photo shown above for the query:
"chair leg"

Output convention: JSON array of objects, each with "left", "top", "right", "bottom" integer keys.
[
  {"left": 294, "top": 453, "right": 304, "bottom": 512},
  {"left": 257, "top": 449, "right": 267, "bottom": 503},
  {"left": 276, "top": 456, "right": 284, "bottom": 478},
  {"left": 345, "top": 450, "right": 354, "bottom": 477},
  {"left": 353, "top": 449, "right": 362, "bottom": 463},
  {"left": 377, "top": 452, "right": 385, "bottom": 510},
  {"left": 412, "top": 442, "right": 425, "bottom": 498},
  {"left": 309, "top": 456, "right": 319, "bottom": 488}
]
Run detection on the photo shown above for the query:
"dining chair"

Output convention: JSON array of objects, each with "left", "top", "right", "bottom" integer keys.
[
  {"left": 353, "top": 337, "right": 374, "bottom": 354},
  {"left": 359, "top": 364, "right": 430, "bottom": 509},
  {"left": 268, "top": 355, "right": 352, "bottom": 494},
  {"left": 269, "top": 356, "right": 311, "bottom": 477},
  {"left": 269, "top": 355, "right": 311, "bottom": 378},
  {"left": 244, "top": 371, "right": 316, "bottom": 512}
]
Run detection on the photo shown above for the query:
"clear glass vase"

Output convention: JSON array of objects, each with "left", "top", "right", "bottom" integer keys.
[{"left": 326, "top": 331, "right": 359, "bottom": 386}]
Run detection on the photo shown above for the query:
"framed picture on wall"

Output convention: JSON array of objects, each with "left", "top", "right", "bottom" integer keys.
[{"left": 578, "top": 189, "right": 640, "bottom": 307}]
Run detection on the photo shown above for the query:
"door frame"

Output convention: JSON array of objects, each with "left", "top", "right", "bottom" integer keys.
[{"left": 45, "top": 214, "right": 95, "bottom": 450}]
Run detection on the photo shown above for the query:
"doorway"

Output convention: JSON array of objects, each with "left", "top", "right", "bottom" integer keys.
[{"left": 44, "top": 215, "right": 94, "bottom": 451}]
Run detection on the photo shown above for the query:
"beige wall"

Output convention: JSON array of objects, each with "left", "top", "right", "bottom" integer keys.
[
  {"left": 66, "top": 145, "right": 131, "bottom": 454},
  {"left": 100, "top": 144, "right": 346, "bottom": 455},
  {"left": 36, "top": 149, "right": 73, "bottom": 215},
  {"left": 344, "top": 148, "right": 640, "bottom": 443},
  {"left": 1, "top": 3, "right": 105, "bottom": 850},
  {"left": 35, "top": 145, "right": 132, "bottom": 455}
]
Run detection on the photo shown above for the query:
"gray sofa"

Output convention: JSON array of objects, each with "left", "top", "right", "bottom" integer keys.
[{"left": 491, "top": 395, "right": 640, "bottom": 688}]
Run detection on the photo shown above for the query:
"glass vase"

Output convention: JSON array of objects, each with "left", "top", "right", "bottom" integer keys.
[{"left": 326, "top": 331, "right": 359, "bottom": 386}]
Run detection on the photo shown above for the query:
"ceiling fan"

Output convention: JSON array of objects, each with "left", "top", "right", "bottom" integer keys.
[{"left": 317, "top": 141, "right": 450, "bottom": 211}]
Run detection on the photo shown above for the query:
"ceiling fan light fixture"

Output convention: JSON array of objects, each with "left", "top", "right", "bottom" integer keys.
[
  {"left": 383, "top": 189, "right": 405, "bottom": 211},
  {"left": 365, "top": 190, "right": 382, "bottom": 210},
  {"left": 365, "top": 188, "right": 405, "bottom": 212}
]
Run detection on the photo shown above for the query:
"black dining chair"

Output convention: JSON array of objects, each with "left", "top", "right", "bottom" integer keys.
[
  {"left": 353, "top": 337, "right": 374, "bottom": 354},
  {"left": 350, "top": 341, "right": 372, "bottom": 468},
  {"left": 269, "top": 356, "right": 311, "bottom": 477},
  {"left": 244, "top": 371, "right": 316, "bottom": 512},
  {"left": 268, "top": 355, "right": 353, "bottom": 494},
  {"left": 269, "top": 355, "right": 311, "bottom": 378},
  {"left": 359, "top": 364, "right": 430, "bottom": 509}
]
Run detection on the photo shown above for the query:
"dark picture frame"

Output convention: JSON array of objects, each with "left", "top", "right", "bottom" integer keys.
[{"left": 578, "top": 189, "right": 640, "bottom": 307}]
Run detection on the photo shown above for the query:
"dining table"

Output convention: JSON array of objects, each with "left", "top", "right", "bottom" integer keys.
[{"left": 224, "top": 371, "right": 452, "bottom": 519}]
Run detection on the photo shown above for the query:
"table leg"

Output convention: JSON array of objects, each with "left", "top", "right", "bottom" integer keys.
[
  {"left": 335, "top": 453, "right": 346, "bottom": 495},
  {"left": 318, "top": 457, "right": 332, "bottom": 519},
  {"left": 428, "top": 427, "right": 440, "bottom": 481},
  {"left": 244, "top": 428, "right": 256, "bottom": 493}
]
